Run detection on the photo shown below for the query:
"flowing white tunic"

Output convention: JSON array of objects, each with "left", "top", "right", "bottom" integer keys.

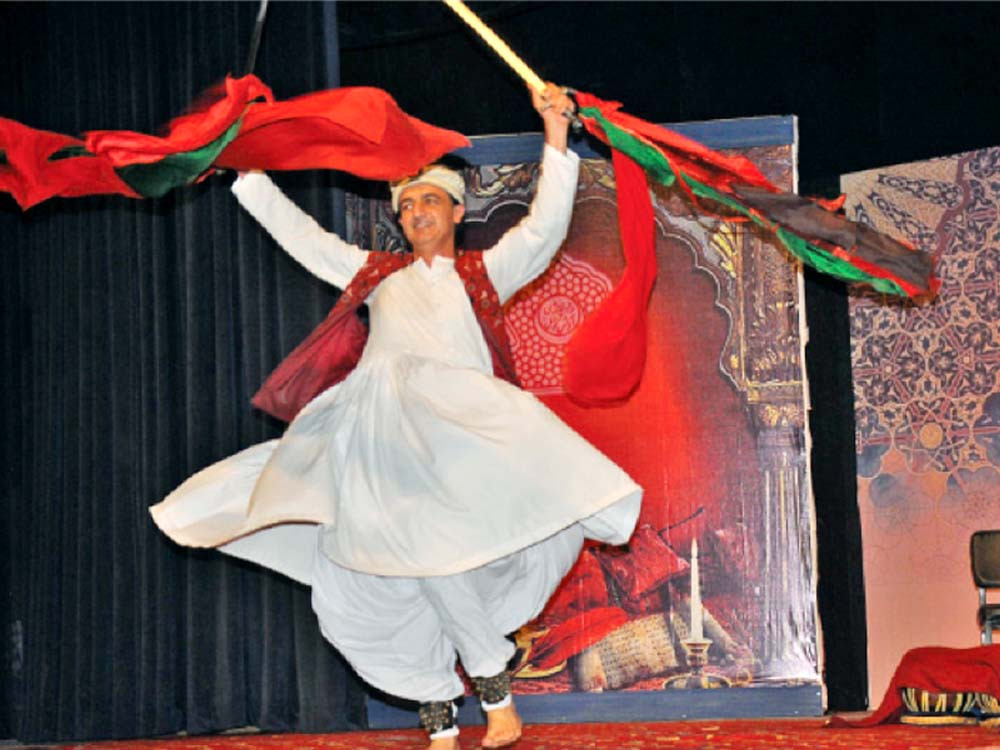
[{"left": 151, "top": 145, "right": 641, "bottom": 585}]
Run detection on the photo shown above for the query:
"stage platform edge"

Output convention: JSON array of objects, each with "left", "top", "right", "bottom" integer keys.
[{"left": 367, "top": 683, "right": 824, "bottom": 729}]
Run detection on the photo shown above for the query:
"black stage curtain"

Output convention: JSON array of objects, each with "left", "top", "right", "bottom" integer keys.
[{"left": 0, "top": 2, "right": 364, "bottom": 742}]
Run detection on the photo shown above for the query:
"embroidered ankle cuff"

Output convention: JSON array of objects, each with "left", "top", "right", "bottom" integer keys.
[
  {"left": 429, "top": 725, "right": 460, "bottom": 740},
  {"left": 480, "top": 693, "right": 512, "bottom": 711}
]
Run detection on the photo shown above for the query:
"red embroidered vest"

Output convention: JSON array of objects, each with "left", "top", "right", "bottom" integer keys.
[{"left": 251, "top": 250, "right": 518, "bottom": 422}]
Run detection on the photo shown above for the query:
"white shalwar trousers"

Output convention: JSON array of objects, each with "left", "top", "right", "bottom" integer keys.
[{"left": 310, "top": 522, "right": 585, "bottom": 702}]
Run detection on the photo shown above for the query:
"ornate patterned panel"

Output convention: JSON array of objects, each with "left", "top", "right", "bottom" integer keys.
[
  {"left": 348, "top": 136, "right": 819, "bottom": 700},
  {"left": 843, "top": 147, "right": 1000, "bottom": 701}
]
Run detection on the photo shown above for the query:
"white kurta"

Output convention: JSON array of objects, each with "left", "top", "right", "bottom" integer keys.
[
  {"left": 151, "top": 145, "right": 642, "bottom": 583},
  {"left": 151, "top": 146, "right": 642, "bottom": 702}
]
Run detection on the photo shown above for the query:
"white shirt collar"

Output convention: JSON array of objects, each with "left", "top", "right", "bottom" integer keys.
[{"left": 414, "top": 254, "right": 456, "bottom": 283}]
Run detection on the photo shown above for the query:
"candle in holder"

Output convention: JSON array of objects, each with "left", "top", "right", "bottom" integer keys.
[{"left": 690, "top": 539, "right": 703, "bottom": 640}]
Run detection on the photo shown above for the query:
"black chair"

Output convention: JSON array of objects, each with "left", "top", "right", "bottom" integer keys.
[{"left": 971, "top": 530, "right": 1000, "bottom": 645}]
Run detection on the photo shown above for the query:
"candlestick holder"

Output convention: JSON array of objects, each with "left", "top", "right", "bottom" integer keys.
[{"left": 663, "top": 637, "right": 732, "bottom": 689}]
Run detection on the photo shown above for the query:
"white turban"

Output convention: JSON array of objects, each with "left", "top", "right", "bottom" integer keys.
[{"left": 390, "top": 165, "right": 465, "bottom": 212}]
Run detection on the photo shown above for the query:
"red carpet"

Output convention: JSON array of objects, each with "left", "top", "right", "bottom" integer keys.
[{"left": 53, "top": 719, "right": 1000, "bottom": 750}]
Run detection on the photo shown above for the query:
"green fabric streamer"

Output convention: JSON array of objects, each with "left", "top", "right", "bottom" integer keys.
[
  {"left": 580, "top": 107, "right": 905, "bottom": 295},
  {"left": 774, "top": 227, "right": 904, "bottom": 295},
  {"left": 48, "top": 145, "right": 91, "bottom": 161},
  {"left": 581, "top": 108, "right": 677, "bottom": 188},
  {"left": 115, "top": 118, "right": 243, "bottom": 198}
]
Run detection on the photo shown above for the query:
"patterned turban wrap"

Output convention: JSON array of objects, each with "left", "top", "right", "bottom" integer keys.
[{"left": 390, "top": 164, "right": 465, "bottom": 212}]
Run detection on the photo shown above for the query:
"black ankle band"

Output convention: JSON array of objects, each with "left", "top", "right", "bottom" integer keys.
[
  {"left": 472, "top": 670, "right": 511, "bottom": 706},
  {"left": 418, "top": 699, "right": 457, "bottom": 738}
]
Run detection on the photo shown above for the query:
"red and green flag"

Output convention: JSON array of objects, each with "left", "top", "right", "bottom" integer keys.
[
  {"left": 1, "top": 78, "right": 941, "bottom": 410},
  {"left": 574, "top": 91, "right": 936, "bottom": 298},
  {"left": 560, "top": 91, "right": 938, "bottom": 406},
  {"left": 0, "top": 74, "right": 470, "bottom": 210}
]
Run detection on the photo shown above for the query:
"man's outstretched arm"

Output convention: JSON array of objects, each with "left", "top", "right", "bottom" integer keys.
[{"left": 232, "top": 172, "right": 367, "bottom": 290}]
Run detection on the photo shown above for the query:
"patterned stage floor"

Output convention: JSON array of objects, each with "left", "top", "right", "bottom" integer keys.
[{"left": 18, "top": 717, "right": 1000, "bottom": 750}]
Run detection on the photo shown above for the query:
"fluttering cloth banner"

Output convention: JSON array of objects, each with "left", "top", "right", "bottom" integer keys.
[
  {"left": 574, "top": 92, "right": 936, "bottom": 299},
  {"left": 553, "top": 91, "right": 937, "bottom": 407},
  {"left": 843, "top": 148, "right": 1000, "bottom": 703},
  {"left": 348, "top": 121, "right": 821, "bottom": 707},
  {"left": 1, "top": 77, "right": 935, "bottom": 417},
  {"left": 0, "top": 74, "right": 469, "bottom": 209}
]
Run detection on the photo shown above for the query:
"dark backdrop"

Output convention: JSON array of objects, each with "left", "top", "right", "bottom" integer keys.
[
  {"left": 4, "top": 0, "right": 1000, "bottom": 741},
  {"left": 0, "top": 2, "right": 365, "bottom": 742}
]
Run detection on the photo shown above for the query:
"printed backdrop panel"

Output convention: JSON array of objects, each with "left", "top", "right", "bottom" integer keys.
[
  {"left": 349, "top": 124, "right": 820, "bottom": 709},
  {"left": 843, "top": 149, "right": 1000, "bottom": 703}
]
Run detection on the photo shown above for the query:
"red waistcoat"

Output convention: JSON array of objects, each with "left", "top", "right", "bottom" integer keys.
[{"left": 251, "top": 250, "right": 518, "bottom": 422}]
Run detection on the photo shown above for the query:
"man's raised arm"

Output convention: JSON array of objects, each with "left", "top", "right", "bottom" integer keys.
[
  {"left": 483, "top": 83, "right": 580, "bottom": 303},
  {"left": 232, "top": 172, "right": 367, "bottom": 290}
]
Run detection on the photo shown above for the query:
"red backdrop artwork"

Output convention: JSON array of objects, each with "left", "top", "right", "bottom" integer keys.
[{"left": 348, "top": 132, "right": 820, "bottom": 701}]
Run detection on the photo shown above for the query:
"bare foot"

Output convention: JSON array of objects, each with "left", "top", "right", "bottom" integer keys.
[
  {"left": 482, "top": 700, "right": 523, "bottom": 748},
  {"left": 427, "top": 734, "right": 459, "bottom": 750}
]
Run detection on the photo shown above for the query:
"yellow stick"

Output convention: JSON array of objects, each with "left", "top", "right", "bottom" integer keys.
[{"left": 442, "top": 0, "right": 547, "bottom": 93}]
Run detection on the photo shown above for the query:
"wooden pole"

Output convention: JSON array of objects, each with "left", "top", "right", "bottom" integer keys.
[{"left": 442, "top": 0, "right": 547, "bottom": 93}]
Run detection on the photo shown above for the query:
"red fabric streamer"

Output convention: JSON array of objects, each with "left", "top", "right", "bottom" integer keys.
[
  {"left": 574, "top": 91, "right": 775, "bottom": 199},
  {"left": 1, "top": 74, "right": 469, "bottom": 210},
  {"left": 562, "top": 147, "right": 657, "bottom": 405},
  {"left": 0, "top": 118, "right": 138, "bottom": 209},
  {"left": 572, "top": 89, "right": 935, "bottom": 303},
  {"left": 217, "top": 86, "right": 469, "bottom": 179},
  {"left": 84, "top": 75, "right": 274, "bottom": 167}
]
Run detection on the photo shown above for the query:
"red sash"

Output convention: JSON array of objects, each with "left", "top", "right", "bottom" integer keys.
[{"left": 252, "top": 250, "right": 517, "bottom": 422}]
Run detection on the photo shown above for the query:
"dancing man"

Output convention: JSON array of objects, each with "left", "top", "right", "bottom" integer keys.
[{"left": 152, "top": 83, "right": 642, "bottom": 749}]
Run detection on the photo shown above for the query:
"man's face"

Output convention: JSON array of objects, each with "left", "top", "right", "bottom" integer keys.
[{"left": 397, "top": 183, "right": 464, "bottom": 255}]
